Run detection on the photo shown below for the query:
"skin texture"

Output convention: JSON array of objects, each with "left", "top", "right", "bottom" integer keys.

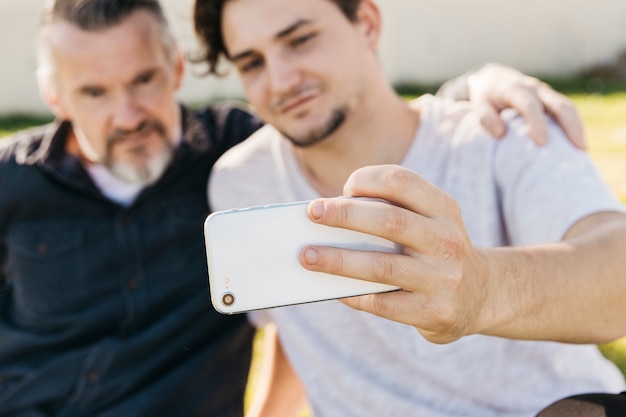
[
  {"left": 42, "top": 10, "right": 184, "bottom": 185},
  {"left": 300, "top": 165, "right": 626, "bottom": 345}
]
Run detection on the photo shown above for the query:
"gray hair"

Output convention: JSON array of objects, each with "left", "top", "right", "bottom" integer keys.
[{"left": 37, "top": 0, "right": 178, "bottom": 89}]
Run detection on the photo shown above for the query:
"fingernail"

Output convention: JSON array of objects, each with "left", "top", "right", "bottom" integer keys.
[
  {"left": 302, "top": 247, "right": 319, "bottom": 265},
  {"left": 310, "top": 200, "right": 324, "bottom": 220}
]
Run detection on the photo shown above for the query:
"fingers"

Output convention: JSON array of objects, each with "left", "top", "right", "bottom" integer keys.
[
  {"left": 340, "top": 165, "right": 458, "bottom": 220},
  {"left": 339, "top": 292, "right": 466, "bottom": 344},
  {"left": 300, "top": 243, "right": 441, "bottom": 290},
  {"left": 501, "top": 86, "right": 549, "bottom": 145},
  {"left": 466, "top": 63, "right": 586, "bottom": 150},
  {"left": 471, "top": 100, "right": 507, "bottom": 138},
  {"left": 306, "top": 197, "right": 438, "bottom": 252},
  {"left": 300, "top": 246, "right": 468, "bottom": 344},
  {"left": 536, "top": 85, "right": 587, "bottom": 150}
]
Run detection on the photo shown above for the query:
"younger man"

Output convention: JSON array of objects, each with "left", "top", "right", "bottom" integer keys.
[{"left": 201, "top": 0, "right": 626, "bottom": 415}]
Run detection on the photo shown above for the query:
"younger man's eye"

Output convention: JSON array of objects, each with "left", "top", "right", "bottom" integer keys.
[
  {"left": 291, "top": 32, "right": 317, "bottom": 48},
  {"left": 241, "top": 57, "right": 263, "bottom": 73}
]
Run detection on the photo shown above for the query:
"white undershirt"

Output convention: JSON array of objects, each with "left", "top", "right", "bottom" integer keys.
[{"left": 86, "top": 164, "right": 144, "bottom": 207}]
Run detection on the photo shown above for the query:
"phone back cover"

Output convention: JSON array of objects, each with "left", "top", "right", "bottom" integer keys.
[{"left": 204, "top": 201, "right": 401, "bottom": 314}]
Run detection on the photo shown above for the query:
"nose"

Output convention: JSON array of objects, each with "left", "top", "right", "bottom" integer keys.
[
  {"left": 112, "top": 90, "right": 144, "bottom": 131},
  {"left": 266, "top": 53, "right": 302, "bottom": 97}
]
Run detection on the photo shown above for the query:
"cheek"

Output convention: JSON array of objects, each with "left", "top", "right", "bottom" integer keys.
[{"left": 243, "top": 78, "right": 271, "bottom": 114}]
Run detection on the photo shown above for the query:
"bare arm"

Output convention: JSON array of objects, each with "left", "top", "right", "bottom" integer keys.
[
  {"left": 430, "top": 63, "right": 585, "bottom": 149},
  {"left": 246, "top": 324, "right": 308, "bottom": 417},
  {"left": 480, "top": 211, "right": 626, "bottom": 344},
  {"left": 298, "top": 165, "right": 626, "bottom": 345}
]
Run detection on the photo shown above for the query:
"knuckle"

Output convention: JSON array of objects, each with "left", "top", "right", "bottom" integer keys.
[
  {"left": 378, "top": 210, "right": 408, "bottom": 237},
  {"left": 440, "top": 233, "right": 464, "bottom": 262},
  {"left": 369, "top": 252, "right": 396, "bottom": 282},
  {"left": 436, "top": 307, "right": 466, "bottom": 339},
  {"left": 380, "top": 166, "right": 413, "bottom": 193}
]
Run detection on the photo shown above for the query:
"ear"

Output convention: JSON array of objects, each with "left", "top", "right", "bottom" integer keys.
[
  {"left": 356, "top": 0, "right": 382, "bottom": 53},
  {"left": 39, "top": 79, "right": 70, "bottom": 120},
  {"left": 172, "top": 45, "right": 186, "bottom": 91}
]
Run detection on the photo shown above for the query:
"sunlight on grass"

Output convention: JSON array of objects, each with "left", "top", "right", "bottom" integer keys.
[
  {"left": 599, "top": 337, "right": 626, "bottom": 379},
  {"left": 571, "top": 92, "right": 626, "bottom": 203}
]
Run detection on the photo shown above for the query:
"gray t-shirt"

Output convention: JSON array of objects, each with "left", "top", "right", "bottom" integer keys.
[{"left": 210, "top": 95, "right": 626, "bottom": 417}]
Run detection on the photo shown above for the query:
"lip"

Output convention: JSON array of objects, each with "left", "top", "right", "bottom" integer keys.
[
  {"left": 277, "top": 91, "right": 319, "bottom": 115},
  {"left": 112, "top": 126, "right": 155, "bottom": 150}
]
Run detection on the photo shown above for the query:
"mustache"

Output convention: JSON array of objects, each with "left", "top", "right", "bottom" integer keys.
[
  {"left": 272, "top": 84, "right": 319, "bottom": 112},
  {"left": 107, "top": 119, "right": 167, "bottom": 145}
]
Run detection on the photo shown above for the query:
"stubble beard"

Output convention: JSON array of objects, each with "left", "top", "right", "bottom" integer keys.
[{"left": 281, "top": 108, "right": 347, "bottom": 148}]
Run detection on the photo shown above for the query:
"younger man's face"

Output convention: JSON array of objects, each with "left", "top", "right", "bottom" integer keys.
[{"left": 222, "top": 0, "right": 377, "bottom": 147}]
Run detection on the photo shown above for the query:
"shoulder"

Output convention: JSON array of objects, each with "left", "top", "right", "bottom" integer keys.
[
  {"left": 209, "top": 125, "right": 285, "bottom": 211},
  {"left": 194, "top": 102, "right": 263, "bottom": 139},
  {"left": 494, "top": 110, "right": 581, "bottom": 165},
  {"left": 412, "top": 95, "right": 498, "bottom": 159},
  {"left": 415, "top": 95, "right": 490, "bottom": 139},
  {"left": 213, "top": 124, "right": 281, "bottom": 169},
  {"left": 188, "top": 102, "right": 264, "bottom": 161},
  {"left": 0, "top": 123, "right": 52, "bottom": 165}
]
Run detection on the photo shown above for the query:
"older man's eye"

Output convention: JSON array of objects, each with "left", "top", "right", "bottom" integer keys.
[
  {"left": 136, "top": 70, "right": 156, "bottom": 85},
  {"left": 81, "top": 87, "right": 105, "bottom": 98}
]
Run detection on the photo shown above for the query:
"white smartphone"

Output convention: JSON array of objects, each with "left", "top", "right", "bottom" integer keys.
[{"left": 204, "top": 199, "right": 402, "bottom": 314}]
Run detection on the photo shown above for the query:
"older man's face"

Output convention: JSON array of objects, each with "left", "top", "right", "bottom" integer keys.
[{"left": 46, "top": 9, "right": 184, "bottom": 185}]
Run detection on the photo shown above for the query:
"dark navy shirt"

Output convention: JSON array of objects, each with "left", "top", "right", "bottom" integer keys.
[{"left": 0, "top": 105, "right": 263, "bottom": 417}]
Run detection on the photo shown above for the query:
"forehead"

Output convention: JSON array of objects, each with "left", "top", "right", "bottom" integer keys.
[
  {"left": 48, "top": 10, "right": 171, "bottom": 87},
  {"left": 222, "top": 0, "right": 347, "bottom": 50}
]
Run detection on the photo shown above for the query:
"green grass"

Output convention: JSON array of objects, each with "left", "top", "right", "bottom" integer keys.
[{"left": 0, "top": 114, "right": 53, "bottom": 138}]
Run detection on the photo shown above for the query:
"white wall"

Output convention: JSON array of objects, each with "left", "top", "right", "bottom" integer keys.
[{"left": 2, "top": 0, "right": 626, "bottom": 115}]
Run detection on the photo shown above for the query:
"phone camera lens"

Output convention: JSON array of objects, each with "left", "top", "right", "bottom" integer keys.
[{"left": 221, "top": 292, "right": 235, "bottom": 307}]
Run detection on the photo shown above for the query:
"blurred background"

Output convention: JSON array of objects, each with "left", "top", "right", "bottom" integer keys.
[{"left": 2, "top": 0, "right": 626, "bottom": 115}]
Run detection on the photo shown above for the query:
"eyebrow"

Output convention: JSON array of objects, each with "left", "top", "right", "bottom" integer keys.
[{"left": 230, "top": 18, "right": 314, "bottom": 63}]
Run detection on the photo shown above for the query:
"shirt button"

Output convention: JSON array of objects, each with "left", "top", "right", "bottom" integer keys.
[
  {"left": 127, "top": 278, "right": 138, "bottom": 290},
  {"left": 86, "top": 371, "right": 100, "bottom": 383}
]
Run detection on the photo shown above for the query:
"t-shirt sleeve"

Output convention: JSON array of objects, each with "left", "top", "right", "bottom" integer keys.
[{"left": 494, "top": 111, "right": 625, "bottom": 245}]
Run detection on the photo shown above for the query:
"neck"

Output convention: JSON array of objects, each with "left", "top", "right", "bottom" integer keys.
[{"left": 293, "top": 83, "right": 420, "bottom": 197}]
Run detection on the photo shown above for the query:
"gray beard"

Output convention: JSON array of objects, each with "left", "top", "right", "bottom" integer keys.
[
  {"left": 104, "top": 119, "right": 174, "bottom": 186},
  {"left": 108, "top": 145, "right": 173, "bottom": 186}
]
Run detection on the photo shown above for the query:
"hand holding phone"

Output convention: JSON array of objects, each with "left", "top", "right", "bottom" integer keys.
[{"left": 204, "top": 199, "right": 402, "bottom": 314}]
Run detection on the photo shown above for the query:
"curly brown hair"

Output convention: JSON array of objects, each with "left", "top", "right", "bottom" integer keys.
[{"left": 193, "top": 0, "right": 363, "bottom": 75}]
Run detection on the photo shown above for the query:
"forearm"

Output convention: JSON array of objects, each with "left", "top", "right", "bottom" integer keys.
[
  {"left": 246, "top": 324, "right": 308, "bottom": 417},
  {"left": 481, "top": 212, "right": 626, "bottom": 344}
]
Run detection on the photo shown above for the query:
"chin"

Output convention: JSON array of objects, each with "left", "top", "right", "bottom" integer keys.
[{"left": 109, "top": 151, "right": 173, "bottom": 186}]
